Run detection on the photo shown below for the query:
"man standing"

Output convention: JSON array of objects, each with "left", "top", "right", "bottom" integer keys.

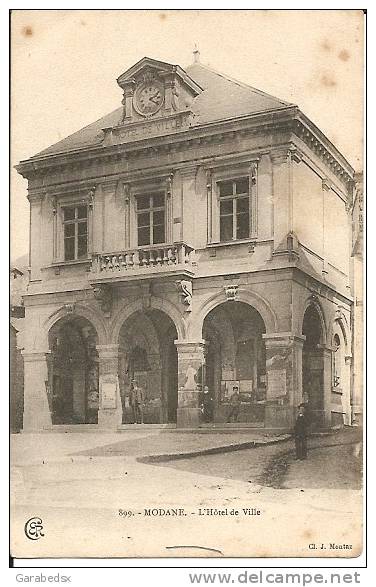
[
  {"left": 227, "top": 385, "right": 241, "bottom": 423},
  {"left": 294, "top": 403, "right": 309, "bottom": 460},
  {"left": 129, "top": 380, "right": 145, "bottom": 424},
  {"left": 202, "top": 386, "right": 214, "bottom": 423}
]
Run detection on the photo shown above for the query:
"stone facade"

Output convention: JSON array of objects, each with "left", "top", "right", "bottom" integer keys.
[{"left": 16, "top": 56, "right": 357, "bottom": 431}]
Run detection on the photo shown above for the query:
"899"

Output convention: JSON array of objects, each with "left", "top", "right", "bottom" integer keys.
[{"left": 118, "top": 509, "right": 134, "bottom": 517}]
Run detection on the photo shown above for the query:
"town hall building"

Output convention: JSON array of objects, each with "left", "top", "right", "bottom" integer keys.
[{"left": 16, "top": 53, "right": 359, "bottom": 431}]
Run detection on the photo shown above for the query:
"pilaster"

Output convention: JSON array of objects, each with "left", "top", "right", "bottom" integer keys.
[
  {"left": 22, "top": 351, "right": 52, "bottom": 432},
  {"left": 175, "top": 340, "right": 206, "bottom": 428},
  {"left": 96, "top": 344, "right": 123, "bottom": 429}
]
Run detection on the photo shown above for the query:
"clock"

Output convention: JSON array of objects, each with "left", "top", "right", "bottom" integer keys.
[{"left": 133, "top": 81, "right": 164, "bottom": 116}]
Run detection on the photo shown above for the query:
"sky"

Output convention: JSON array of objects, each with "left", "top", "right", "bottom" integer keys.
[{"left": 10, "top": 9, "right": 364, "bottom": 261}]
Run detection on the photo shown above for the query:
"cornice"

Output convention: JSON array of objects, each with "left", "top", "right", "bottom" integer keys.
[
  {"left": 16, "top": 106, "right": 356, "bottom": 193},
  {"left": 15, "top": 107, "right": 297, "bottom": 180},
  {"left": 293, "top": 118, "right": 354, "bottom": 187}
]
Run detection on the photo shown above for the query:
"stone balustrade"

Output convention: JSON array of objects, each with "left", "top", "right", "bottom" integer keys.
[{"left": 90, "top": 242, "right": 195, "bottom": 279}]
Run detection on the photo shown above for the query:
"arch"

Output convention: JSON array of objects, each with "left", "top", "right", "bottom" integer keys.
[
  {"left": 192, "top": 288, "right": 277, "bottom": 340},
  {"left": 41, "top": 302, "right": 108, "bottom": 349},
  {"left": 328, "top": 312, "right": 350, "bottom": 355},
  {"left": 300, "top": 296, "right": 327, "bottom": 345},
  {"left": 119, "top": 312, "right": 161, "bottom": 357},
  {"left": 109, "top": 296, "right": 187, "bottom": 344}
]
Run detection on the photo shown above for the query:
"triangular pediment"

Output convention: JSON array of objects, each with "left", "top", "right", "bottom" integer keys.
[{"left": 117, "top": 56, "right": 202, "bottom": 96}]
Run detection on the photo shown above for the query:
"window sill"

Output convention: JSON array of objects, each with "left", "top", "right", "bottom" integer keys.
[
  {"left": 206, "top": 238, "right": 257, "bottom": 249},
  {"left": 42, "top": 259, "right": 91, "bottom": 273}
]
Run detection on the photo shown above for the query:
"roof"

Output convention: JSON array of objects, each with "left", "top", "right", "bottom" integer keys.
[
  {"left": 185, "top": 62, "right": 293, "bottom": 124},
  {"left": 31, "top": 60, "right": 294, "bottom": 159}
]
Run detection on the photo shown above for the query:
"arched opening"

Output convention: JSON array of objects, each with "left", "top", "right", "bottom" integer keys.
[
  {"left": 202, "top": 301, "right": 266, "bottom": 424},
  {"left": 48, "top": 316, "right": 99, "bottom": 424},
  {"left": 331, "top": 321, "right": 350, "bottom": 426},
  {"left": 118, "top": 309, "right": 178, "bottom": 424},
  {"left": 302, "top": 304, "right": 325, "bottom": 427}
]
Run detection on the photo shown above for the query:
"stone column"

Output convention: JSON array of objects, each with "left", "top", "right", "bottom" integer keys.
[
  {"left": 22, "top": 351, "right": 52, "bottom": 432},
  {"left": 175, "top": 341, "right": 206, "bottom": 428},
  {"left": 97, "top": 344, "right": 123, "bottom": 430},
  {"left": 262, "top": 333, "right": 305, "bottom": 429}
]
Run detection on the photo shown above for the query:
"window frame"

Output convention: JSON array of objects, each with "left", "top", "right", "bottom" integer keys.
[
  {"left": 135, "top": 192, "right": 167, "bottom": 247},
  {"left": 54, "top": 195, "right": 93, "bottom": 264},
  {"left": 218, "top": 177, "right": 251, "bottom": 242},
  {"left": 128, "top": 181, "right": 171, "bottom": 249},
  {"left": 62, "top": 204, "right": 89, "bottom": 261},
  {"left": 206, "top": 161, "right": 258, "bottom": 245}
]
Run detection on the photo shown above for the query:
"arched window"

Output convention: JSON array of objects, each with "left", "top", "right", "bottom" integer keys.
[{"left": 332, "top": 333, "right": 341, "bottom": 388}]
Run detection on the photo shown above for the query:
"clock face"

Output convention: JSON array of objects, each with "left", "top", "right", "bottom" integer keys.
[{"left": 134, "top": 82, "right": 164, "bottom": 116}]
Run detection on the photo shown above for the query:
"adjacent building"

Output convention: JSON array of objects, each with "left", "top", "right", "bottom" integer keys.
[{"left": 15, "top": 54, "right": 358, "bottom": 431}]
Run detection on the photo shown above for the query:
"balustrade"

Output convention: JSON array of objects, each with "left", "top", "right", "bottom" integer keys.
[{"left": 91, "top": 242, "right": 194, "bottom": 277}]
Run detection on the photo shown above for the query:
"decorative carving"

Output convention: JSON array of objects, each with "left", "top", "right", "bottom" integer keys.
[
  {"left": 322, "top": 178, "right": 331, "bottom": 191},
  {"left": 176, "top": 279, "right": 193, "bottom": 312},
  {"left": 166, "top": 172, "right": 173, "bottom": 199},
  {"left": 224, "top": 284, "right": 238, "bottom": 301},
  {"left": 140, "top": 282, "right": 152, "bottom": 309},
  {"left": 92, "top": 284, "right": 113, "bottom": 315},
  {"left": 64, "top": 303, "right": 75, "bottom": 313},
  {"left": 123, "top": 182, "right": 130, "bottom": 204},
  {"left": 88, "top": 187, "right": 96, "bottom": 208}
]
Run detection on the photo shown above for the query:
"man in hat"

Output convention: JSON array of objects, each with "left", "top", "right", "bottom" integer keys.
[
  {"left": 129, "top": 379, "right": 145, "bottom": 424},
  {"left": 294, "top": 403, "right": 309, "bottom": 460}
]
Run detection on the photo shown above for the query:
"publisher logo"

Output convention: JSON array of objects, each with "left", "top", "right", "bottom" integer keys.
[{"left": 24, "top": 517, "right": 44, "bottom": 540}]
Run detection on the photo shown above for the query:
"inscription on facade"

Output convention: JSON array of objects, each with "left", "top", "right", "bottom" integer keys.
[{"left": 103, "top": 111, "right": 192, "bottom": 146}]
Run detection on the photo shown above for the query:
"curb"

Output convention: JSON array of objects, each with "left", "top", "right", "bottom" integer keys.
[{"left": 137, "top": 434, "right": 292, "bottom": 464}]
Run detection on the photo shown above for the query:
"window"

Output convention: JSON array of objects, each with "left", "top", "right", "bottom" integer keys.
[
  {"left": 63, "top": 205, "right": 88, "bottom": 261},
  {"left": 219, "top": 177, "right": 250, "bottom": 241},
  {"left": 136, "top": 193, "right": 165, "bottom": 246},
  {"left": 332, "top": 333, "right": 341, "bottom": 388}
]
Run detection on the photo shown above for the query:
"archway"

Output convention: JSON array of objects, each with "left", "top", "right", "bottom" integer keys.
[
  {"left": 48, "top": 316, "right": 99, "bottom": 424},
  {"left": 202, "top": 301, "right": 266, "bottom": 424},
  {"left": 118, "top": 308, "right": 178, "bottom": 424},
  {"left": 302, "top": 304, "right": 325, "bottom": 427}
]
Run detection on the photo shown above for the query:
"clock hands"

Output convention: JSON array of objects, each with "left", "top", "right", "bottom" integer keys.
[{"left": 149, "top": 91, "right": 161, "bottom": 105}]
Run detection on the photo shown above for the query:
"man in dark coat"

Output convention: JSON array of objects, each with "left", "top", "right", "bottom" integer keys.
[
  {"left": 294, "top": 403, "right": 309, "bottom": 460},
  {"left": 227, "top": 385, "right": 241, "bottom": 423},
  {"left": 202, "top": 386, "right": 214, "bottom": 423},
  {"left": 129, "top": 380, "right": 145, "bottom": 424}
]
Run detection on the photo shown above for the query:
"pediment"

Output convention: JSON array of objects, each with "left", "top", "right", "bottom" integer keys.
[
  {"left": 115, "top": 57, "right": 203, "bottom": 126},
  {"left": 117, "top": 57, "right": 202, "bottom": 95}
]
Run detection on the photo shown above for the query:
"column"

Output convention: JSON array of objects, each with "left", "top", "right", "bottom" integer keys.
[
  {"left": 22, "top": 351, "right": 52, "bottom": 432},
  {"left": 262, "top": 333, "right": 305, "bottom": 429},
  {"left": 175, "top": 341, "right": 206, "bottom": 428},
  {"left": 97, "top": 344, "right": 123, "bottom": 430}
]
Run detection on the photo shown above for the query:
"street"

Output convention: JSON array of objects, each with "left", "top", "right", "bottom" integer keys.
[{"left": 11, "top": 428, "right": 362, "bottom": 559}]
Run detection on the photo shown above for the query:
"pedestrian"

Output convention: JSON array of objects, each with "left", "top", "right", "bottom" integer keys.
[
  {"left": 129, "top": 380, "right": 145, "bottom": 424},
  {"left": 202, "top": 386, "right": 214, "bottom": 423},
  {"left": 227, "top": 385, "right": 241, "bottom": 423},
  {"left": 294, "top": 403, "right": 309, "bottom": 460}
]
